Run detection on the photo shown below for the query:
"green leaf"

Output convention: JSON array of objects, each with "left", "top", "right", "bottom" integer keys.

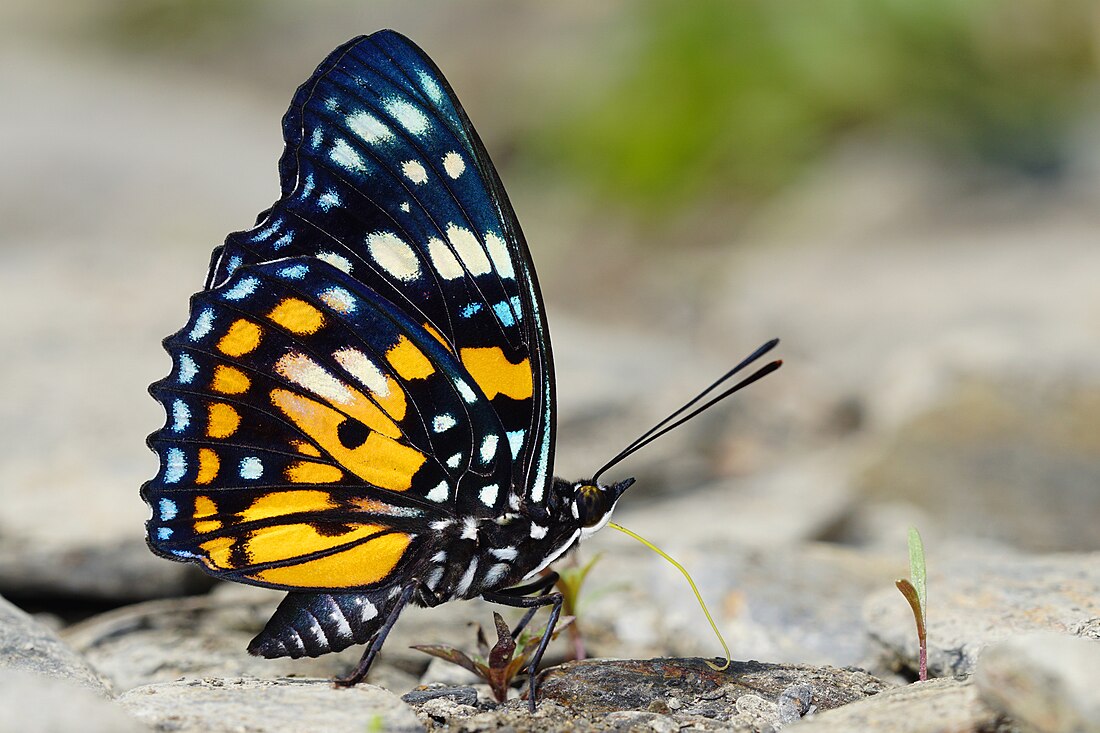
[{"left": 907, "top": 526, "right": 927, "bottom": 618}]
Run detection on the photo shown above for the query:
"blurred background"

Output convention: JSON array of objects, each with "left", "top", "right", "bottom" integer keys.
[{"left": 2, "top": 0, "right": 1100, "bottom": 643}]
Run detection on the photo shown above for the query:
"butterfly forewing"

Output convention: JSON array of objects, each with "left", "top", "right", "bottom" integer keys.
[
  {"left": 144, "top": 258, "right": 521, "bottom": 591},
  {"left": 201, "top": 32, "right": 554, "bottom": 511}
]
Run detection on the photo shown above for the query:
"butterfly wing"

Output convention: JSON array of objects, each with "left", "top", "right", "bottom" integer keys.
[
  {"left": 206, "top": 31, "right": 556, "bottom": 515},
  {"left": 142, "top": 259, "right": 517, "bottom": 591}
]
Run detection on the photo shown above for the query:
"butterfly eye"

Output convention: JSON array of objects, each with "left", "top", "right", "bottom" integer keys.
[{"left": 575, "top": 484, "right": 606, "bottom": 528}]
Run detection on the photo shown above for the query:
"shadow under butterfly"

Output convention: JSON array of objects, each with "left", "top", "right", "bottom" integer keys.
[{"left": 141, "top": 30, "right": 781, "bottom": 710}]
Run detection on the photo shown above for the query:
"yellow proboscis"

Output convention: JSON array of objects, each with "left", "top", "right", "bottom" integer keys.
[{"left": 608, "top": 522, "right": 731, "bottom": 672}]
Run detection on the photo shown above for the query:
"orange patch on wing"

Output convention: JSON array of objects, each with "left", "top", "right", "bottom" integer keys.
[
  {"left": 248, "top": 528, "right": 412, "bottom": 588},
  {"left": 270, "top": 390, "right": 425, "bottom": 491},
  {"left": 194, "top": 495, "right": 222, "bottom": 534},
  {"left": 290, "top": 440, "right": 322, "bottom": 457},
  {"left": 206, "top": 403, "right": 241, "bottom": 439},
  {"left": 371, "top": 378, "right": 407, "bottom": 422},
  {"left": 195, "top": 448, "right": 219, "bottom": 485},
  {"left": 268, "top": 297, "right": 325, "bottom": 335},
  {"left": 239, "top": 490, "right": 334, "bottom": 523},
  {"left": 386, "top": 336, "right": 435, "bottom": 380},
  {"left": 422, "top": 322, "right": 453, "bottom": 353},
  {"left": 211, "top": 365, "right": 251, "bottom": 394},
  {"left": 459, "top": 347, "right": 533, "bottom": 401},
  {"left": 200, "top": 536, "right": 235, "bottom": 569},
  {"left": 285, "top": 461, "right": 344, "bottom": 484},
  {"left": 217, "top": 319, "right": 262, "bottom": 357}
]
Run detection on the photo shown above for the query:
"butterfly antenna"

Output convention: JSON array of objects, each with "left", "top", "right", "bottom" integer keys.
[{"left": 591, "top": 339, "right": 781, "bottom": 484}]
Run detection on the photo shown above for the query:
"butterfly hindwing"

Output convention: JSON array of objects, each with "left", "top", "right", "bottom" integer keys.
[
  {"left": 203, "top": 31, "right": 555, "bottom": 515},
  {"left": 143, "top": 258, "right": 521, "bottom": 591}
]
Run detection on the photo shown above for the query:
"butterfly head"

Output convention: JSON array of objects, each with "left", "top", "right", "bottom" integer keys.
[{"left": 569, "top": 477, "right": 635, "bottom": 539}]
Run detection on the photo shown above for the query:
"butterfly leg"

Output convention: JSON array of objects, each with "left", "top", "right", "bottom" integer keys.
[
  {"left": 335, "top": 581, "right": 417, "bottom": 687},
  {"left": 482, "top": 584, "right": 563, "bottom": 712},
  {"left": 494, "top": 571, "right": 560, "bottom": 639}
]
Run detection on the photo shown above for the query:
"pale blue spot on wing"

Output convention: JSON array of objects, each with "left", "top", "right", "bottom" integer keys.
[
  {"left": 318, "top": 190, "right": 341, "bottom": 211},
  {"left": 460, "top": 302, "right": 483, "bottom": 318},
  {"left": 418, "top": 70, "right": 444, "bottom": 105},
  {"left": 507, "top": 430, "right": 525, "bottom": 459},
  {"left": 510, "top": 296, "right": 523, "bottom": 320},
  {"left": 157, "top": 527, "right": 173, "bottom": 540},
  {"left": 278, "top": 264, "right": 309, "bottom": 280},
  {"left": 222, "top": 276, "right": 259, "bottom": 301},
  {"left": 330, "top": 138, "right": 367, "bottom": 172},
  {"left": 273, "top": 234, "right": 294, "bottom": 249},
  {"left": 311, "top": 127, "right": 323, "bottom": 149},
  {"left": 493, "top": 301, "right": 516, "bottom": 328},
  {"left": 239, "top": 456, "right": 263, "bottom": 480},
  {"left": 225, "top": 255, "right": 243, "bottom": 276},
  {"left": 302, "top": 172, "right": 316, "bottom": 198},
  {"left": 159, "top": 498, "right": 178, "bottom": 521},
  {"left": 171, "top": 399, "right": 191, "bottom": 433},
  {"left": 177, "top": 354, "right": 198, "bottom": 384},
  {"left": 189, "top": 309, "right": 215, "bottom": 341},
  {"left": 164, "top": 449, "right": 186, "bottom": 484},
  {"left": 384, "top": 97, "right": 429, "bottom": 136}
]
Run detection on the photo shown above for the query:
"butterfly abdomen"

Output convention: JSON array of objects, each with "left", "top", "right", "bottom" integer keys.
[{"left": 249, "top": 588, "right": 400, "bottom": 659}]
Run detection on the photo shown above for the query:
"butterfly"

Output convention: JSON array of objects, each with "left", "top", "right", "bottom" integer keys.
[{"left": 142, "top": 30, "right": 780, "bottom": 709}]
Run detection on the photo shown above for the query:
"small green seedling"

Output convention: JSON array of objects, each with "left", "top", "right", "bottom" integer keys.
[
  {"left": 413, "top": 612, "right": 573, "bottom": 703},
  {"left": 895, "top": 526, "right": 928, "bottom": 681},
  {"left": 553, "top": 552, "right": 603, "bottom": 660}
]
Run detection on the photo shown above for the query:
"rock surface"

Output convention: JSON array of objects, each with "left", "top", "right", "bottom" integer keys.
[
  {"left": 975, "top": 632, "right": 1100, "bottom": 733},
  {"left": 0, "top": 669, "right": 145, "bottom": 733},
  {"left": 118, "top": 677, "right": 423, "bottom": 733},
  {"left": 0, "top": 593, "right": 108, "bottom": 693},
  {"left": 785, "top": 677, "right": 1002, "bottom": 733},
  {"left": 863, "top": 546, "right": 1100, "bottom": 677}
]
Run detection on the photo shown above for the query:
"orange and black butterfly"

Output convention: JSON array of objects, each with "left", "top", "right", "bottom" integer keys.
[{"left": 142, "top": 30, "right": 780, "bottom": 708}]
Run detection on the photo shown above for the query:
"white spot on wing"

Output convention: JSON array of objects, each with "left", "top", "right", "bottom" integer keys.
[
  {"left": 385, "top": 98, "right": 430, "bottom": 135},
  {"left": 334, "top": 348, "right": 390, "bottom": 396},
  {"left": 330, "top": 138, "right": 366, "bottom": 172},
  {"left": 223, "top": 276, "right": 259, "bottom": 300},
  {"left": 426, "top": 481, "right": 449, "bottom": 503},
  {"left": 480, "top": 435, "right": 498, "bottom": 464},
  {"left": 506, "top": 430, "right": 525, "bottom": 459},
  {"left": 275, "top": 353, "right": 353, "bottom": 404},
  {"left": 433, "top": 414, "right": 456, "bottom": 432},
  {"left": 367, "top": 231, "right": 421, "bottom": 282},
  {"left": 447, "top": 224, "right": 491, "bottom": 275},
  {"left": 318, "top": 190, "right": 341, "bottom": 211},
  {"left": 427, "top": 237, "right": 463, "bottom": 280},
  {"left": 401, "top": 160, "right": 428, "bottom": 184},
  {"left": 446, "top": 453, "right": 462, "bottom": 469},
  {"left": 443, "top": 151, "right": 465, "bottom": 178},
  {"left": 479, "top": 483, "right": 499, "bottom": 507},
  {"left": 319, "top": 287, "right": 355, "bottom": 314},
  {"left": 454, "top": 379, "right": 477, "bottom": 404},
  {"left": 484, "top": 233, "right": 515, "bottom": 279},
  {"left": 317, "top": 251, "right": 353, "bottom": 274},
  {"left": 530, "top": 523, "right": 547, "bottom": 539},
  {"left": 239, "top": 456, "right": 263, "bottom": 480},
  {"left": 347, "top": 111, "right": 393, "bottom": 143}
]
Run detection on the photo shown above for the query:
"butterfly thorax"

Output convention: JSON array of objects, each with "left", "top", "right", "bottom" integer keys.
[{"left": 411, "top": 475, "right": 634, "bottom": 605}]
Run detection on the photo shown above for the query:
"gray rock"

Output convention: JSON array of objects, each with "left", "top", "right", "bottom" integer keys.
[
  {"left": 537, "top": 657, "right": 889, "bottom": 718},
  {"left": 975, "top": 632, "right": 1100, "bottom": 733},
  {"left": 864, "top": 545, "right": 1100, "bottom": 677},
  {"left": 0, "top": 593, "right": 107, "bottom": 693},
  {"left": 785, "top": 677, "right": 1000, "bottom": 733},
  {"left": 583, "top": 538, "right": 897, "bottom": 669},
  {"left": 117, "top": 677, "right": 422, "bottom": 733},
  {"left": 0, "top": 669, "right": 145, "bottom": 733},
  {"left": 0, "top": 536, "right": 214, "bottom": 604}
]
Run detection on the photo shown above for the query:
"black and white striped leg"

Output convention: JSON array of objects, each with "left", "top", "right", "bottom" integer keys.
[
  {"left": 482, "top": 583, "right": 563, "bottom": 712},
  {"left": 335, "top": 581, "right": 417, "bottom": 687}
]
